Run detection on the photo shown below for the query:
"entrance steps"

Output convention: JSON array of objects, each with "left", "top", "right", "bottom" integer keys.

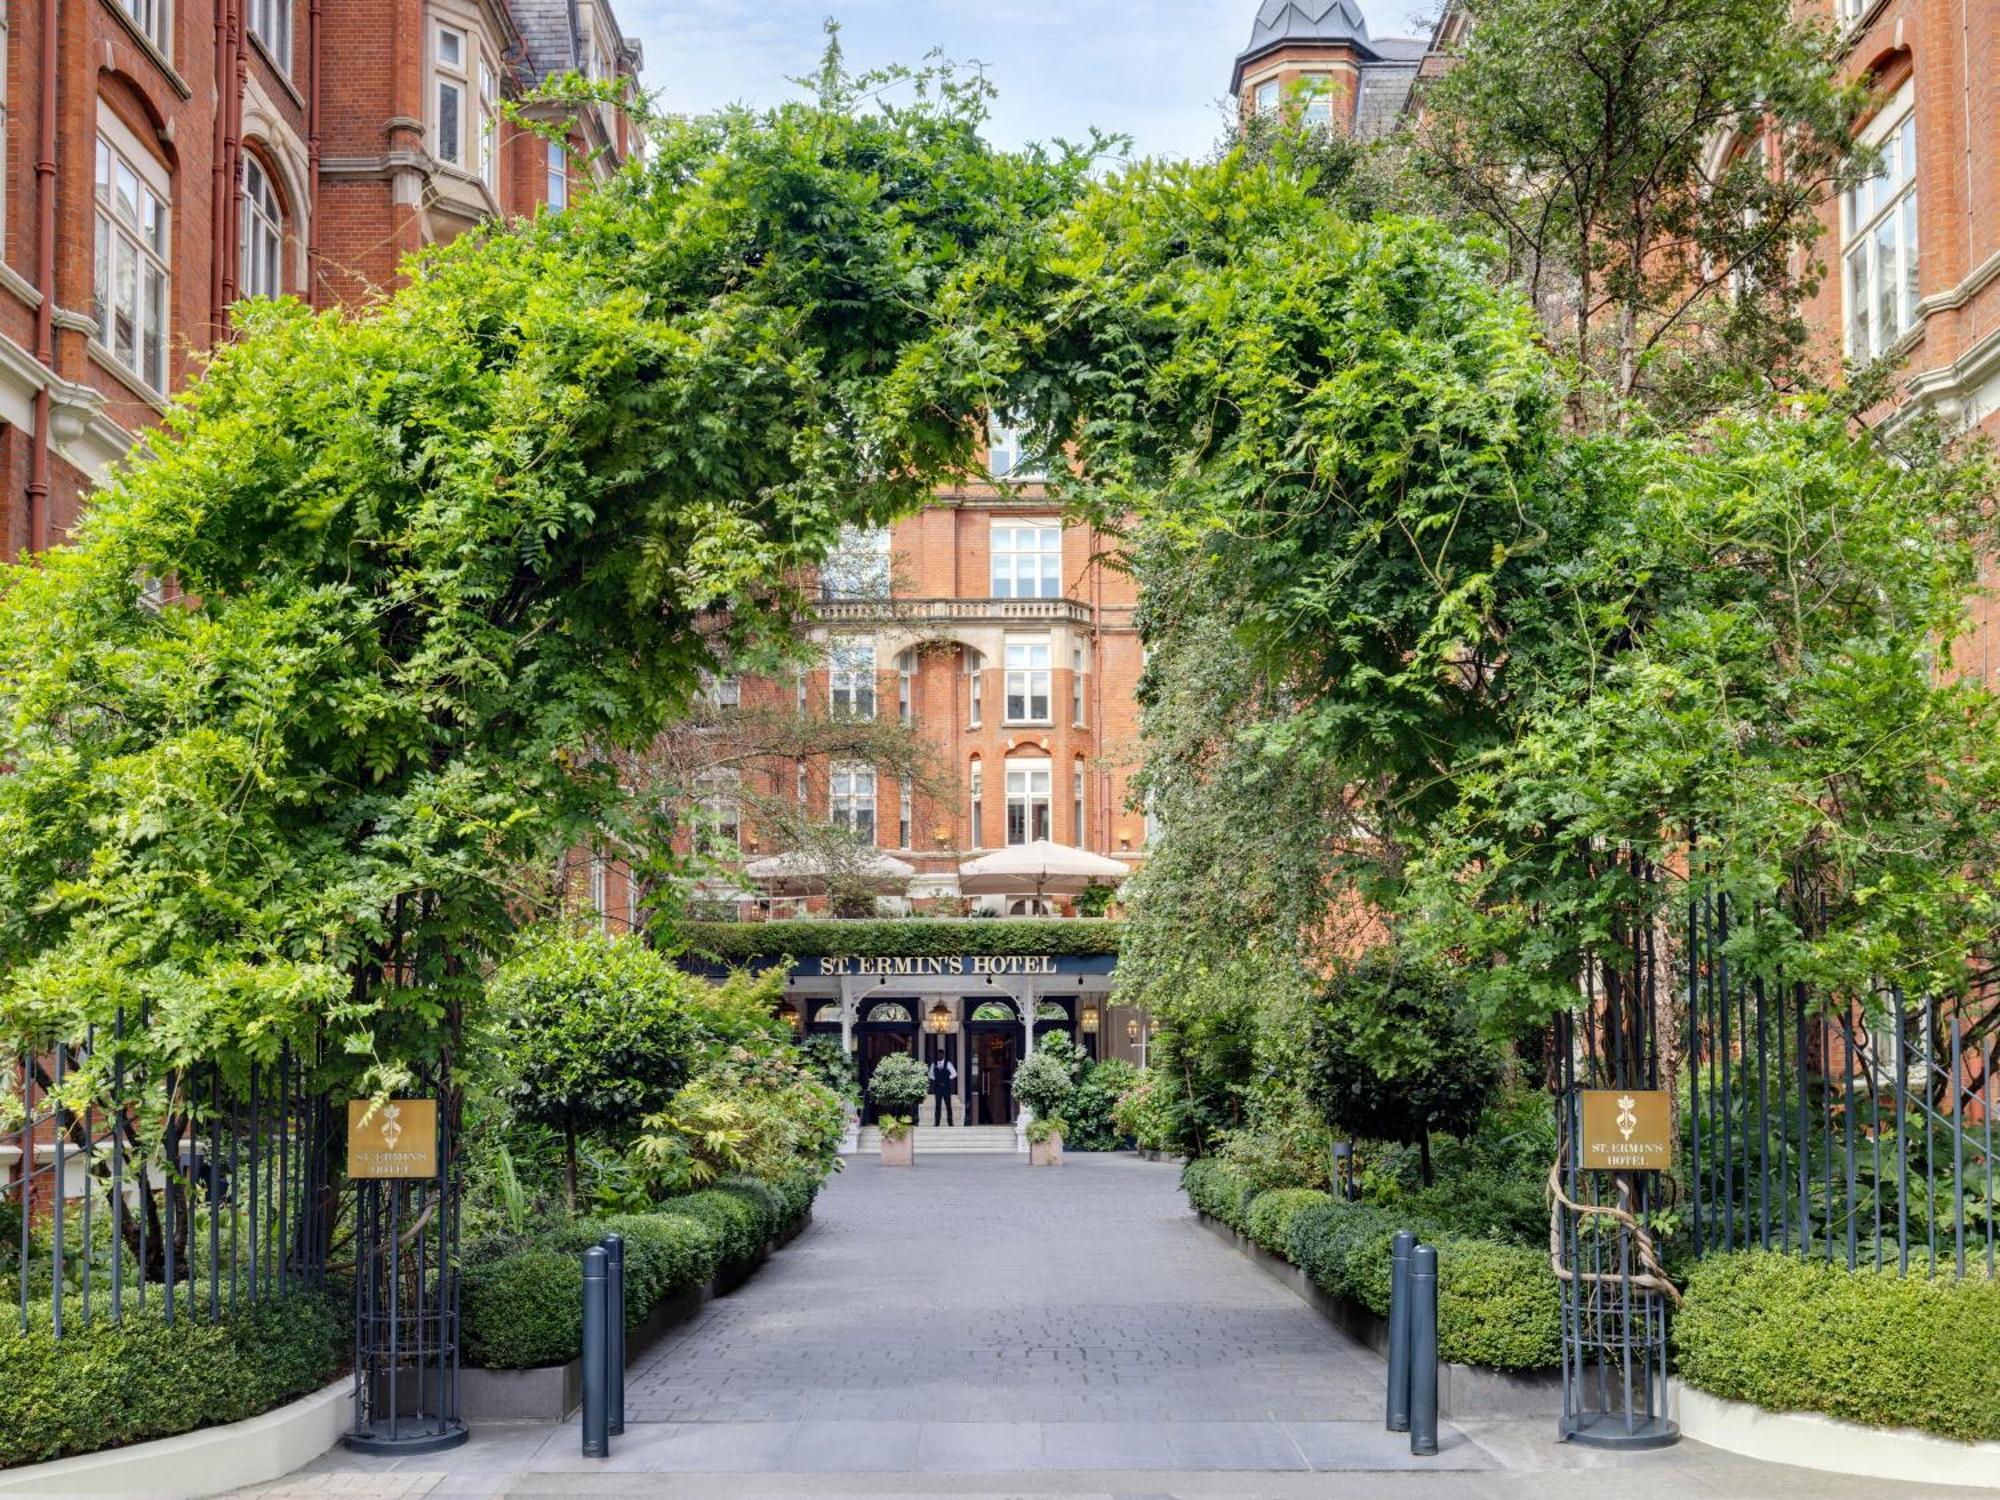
[{"left": 852, "top": 1124, "right": 1020, "bottom": 1154}]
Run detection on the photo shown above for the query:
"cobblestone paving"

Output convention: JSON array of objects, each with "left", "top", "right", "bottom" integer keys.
[{"left": 235, "top": 1154, "right": 1970, "bottom": 1498}]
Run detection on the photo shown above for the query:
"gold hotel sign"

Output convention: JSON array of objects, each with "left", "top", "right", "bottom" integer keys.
[
  {"left": 347, "top": 1098, "right": 438, "bottom": 1180},
  {"left": 820, "top": 954, "right": 1059, "bottom": 976},
  {"left": 1579, "top": 1089, "right": 1673, "bottom": 1171}
]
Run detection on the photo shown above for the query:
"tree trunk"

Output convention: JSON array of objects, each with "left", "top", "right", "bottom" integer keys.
[{"left": 564, "top": 1130, "right": 579, "bottom": 1211}]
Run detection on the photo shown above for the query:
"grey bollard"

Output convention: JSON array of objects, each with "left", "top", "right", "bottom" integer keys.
[
  {"left": 1409, "top": 1243, "right": 1439, "bottom": 1457},
  {"left": 604, "top": 1234, "right": 626, "bottom": 1437},
  {"left": 581, "top": 1246, "right": 609, "bottom": 1458},
  {"left": 1386, "top": 1229, "right": 1415, "bottom": 1432}
]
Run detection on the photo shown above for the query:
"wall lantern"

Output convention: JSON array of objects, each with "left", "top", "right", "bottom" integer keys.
[
  {"left": 1148, "top": 1016, "right": 1161, "bottom": 1037},
  {"left": 777, "top": 1000, "right": 802, "bottom": 1035},
  {"left": 926, "top": 1002, "right": 953, "bottom": 1035},
  {"left": 1081, "top": 1004, "right": 1100, "bottom": 1034},
  {"left": 1125, "top": 1016, "right": 1140, "bottom": 1043}
]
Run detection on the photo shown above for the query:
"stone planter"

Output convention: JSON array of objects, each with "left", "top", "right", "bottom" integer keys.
[
  {"left": 880, "top": 1132, "right": 914, "bottom": 1167},
  {"left": 1029, "top": 1133, "right": 1064, "bottom": 1166}
]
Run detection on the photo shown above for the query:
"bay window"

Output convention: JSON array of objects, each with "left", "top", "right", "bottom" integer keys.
[
  {"left": 435, "top": 26, "right": 468, "bottom": 167},
  {"left": 547, "top": 139, "right": 569, "bottom": 210}
]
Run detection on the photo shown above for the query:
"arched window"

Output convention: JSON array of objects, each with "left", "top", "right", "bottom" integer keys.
[
  {"left": 866, "top": 1002, "right": 912, "bottom": 1023},
  {"left": 1036, "top": 1001, "right": 1068, "bottom": 1021},
  {"left": 970, "top": 1001, "right": 1015, "bottom": 1022},
  {"left": 812, "top": 1003, "right": 843, "bottom": 1024},
  {"left": 240, "top": 155, "right": 284, "bottom": 300},
  {"left": 968, "top": 755, "right": 984, "bottom": 849}
]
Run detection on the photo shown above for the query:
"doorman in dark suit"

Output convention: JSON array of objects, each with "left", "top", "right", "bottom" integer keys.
[{"left": 929, "top": 1053, "right": 958, "bottom": 1126}]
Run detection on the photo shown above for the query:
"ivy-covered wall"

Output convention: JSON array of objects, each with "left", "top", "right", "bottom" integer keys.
[{"left": 682, "top": 919, "right": 1123, "bottom": 963}]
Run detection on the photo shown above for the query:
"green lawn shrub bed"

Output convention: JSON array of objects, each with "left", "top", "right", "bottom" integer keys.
[
  {"left": 0, "top": 1291, "right": 343, "bottom": 1468},
  {"left": 1675, "top": 1252, "right": 2000, "bottom": 1443},
  {"left": 462, "top": 1172, "right": 825, "bottom": 1370},
  {"left": 684, "top": 919, "right": 1122, "bottom": 962},
  {"left": 1183, "top": 1162, "right": 1561, "bottom": 1371}
]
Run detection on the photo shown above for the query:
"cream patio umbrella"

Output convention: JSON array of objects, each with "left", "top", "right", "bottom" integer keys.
[
  {"left": 955, "top": 839, "right": 1130, "bottom": 906},
  {"left": 742, "top": 849, "right": 916, "bottom": 897}
]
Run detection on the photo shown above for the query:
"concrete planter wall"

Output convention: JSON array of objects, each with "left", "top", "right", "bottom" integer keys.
[
  {"left": 1029, "top": 1134, "right": 1064, "bottom": 1166},
  {"left": 1671, "top": 1381, "right": 2000, "bottom": 1490},
  {"left": 1194, "top": 1210, "right": 1561, "bottom": 1420},
  {"left": 461, "top": 1208, "right": 813, "bottom": 1423},
  {"left": 880, "top": 1133, "right": 913, "bottom": 1167}
]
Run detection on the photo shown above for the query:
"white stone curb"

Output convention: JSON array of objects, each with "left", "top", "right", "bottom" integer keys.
[
  {"left": 0, "top": 1377, "right": 350, "bottom": 1499},
  {"left": 1673, "top": 1380, "right": 2000, "bottom": 1490}
]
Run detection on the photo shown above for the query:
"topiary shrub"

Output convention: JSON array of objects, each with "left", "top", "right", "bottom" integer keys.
[
  {"left": 0, "top": 1292, "right": 343, "bottom": 1467},
  {"left": 771, "top": 1166, "right": 824, "bottom": 1229},
  {"left": 1182, "top": 1157, "right": 1256, "bottom": 1230},
  {"left": 712, "top": 1175, "right": 786, "bottom": 1242},
  {"left": 659, "top": 1188, "right": 766, "bottom": 1272},
  {"left": 1246, "top": 1188, "right": 1333, "bottom": 1255},
  {"left": 1675, "top": 1252, "right": 2000, "bottom": 1442},
  {"left": 1011, "top": 1048, "right": 1076, "bottom": 1120},
  {"left": 865, "top": 1052, "right": 928, "bottom": 1119}
]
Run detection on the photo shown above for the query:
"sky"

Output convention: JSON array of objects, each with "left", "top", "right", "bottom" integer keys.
[{"left": 616, "top": 1, "right": 1442, "bottom": 162}]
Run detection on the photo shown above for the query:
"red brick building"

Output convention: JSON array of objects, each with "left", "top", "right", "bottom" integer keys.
[{"left": 0, "top": 0, "right": 640, "bottom": 559}]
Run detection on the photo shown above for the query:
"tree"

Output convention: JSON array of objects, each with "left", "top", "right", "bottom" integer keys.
[
  {"left": 1413, "top": 0, "right": 1869, "bottom": 425},
  {"left": 1305, "top": 955, "right": 1502, "bottom": 1185},
  {"left": 488, "top": 927, "right": 700, "bottom": 1207}
]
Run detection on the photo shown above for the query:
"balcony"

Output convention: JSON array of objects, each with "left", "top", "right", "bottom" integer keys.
[{"left": 814, "top": 596, "right": 1094, "bottom": 627}]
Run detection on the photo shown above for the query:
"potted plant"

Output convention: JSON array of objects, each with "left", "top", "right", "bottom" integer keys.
[
  {"left": 1011, "top": 1047, "right": 1076, "bottom": 1161},
  {"left": 1025, "top": 1114, "right": 1066, "bottom": 1166},
  {"left": 867, "top": 1052, "right": 928, "bottom": 1166}
]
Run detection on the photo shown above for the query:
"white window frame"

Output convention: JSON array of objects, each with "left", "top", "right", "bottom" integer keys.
[
  {"left": 695, "top": 769, "right": 741, "bottom": 857},
  {"left": 896, "top": 650, "right": 915, "bottom": 725},
  {"left": 93, "top": 115, "right": 172, "bottom": 396},
  {"left": 703, "top": 671, "right": 740, "bottom": 708},
  {"left": 829, "top": 638, "right": 877, "bottom": 719},
  {"left": 991, "top": 520, "right": 1063, "bottom": 599},
  {"left": 239, "top": 154, "right": 284, "bottom": 300},
  {"left": 1300, "top": 73, "right": 1335, "bottom": 130},
  {"left": 1843, "top": 83, "right": 1918, "bottom": 362},
  {"left": 478, "top": 55, "right": 500, "bottom": 190},
  {"left": 434, "top": 24, "right": 469, "bottom": 168},
  {"left": 1254, "top": 79, "right": 1278, "bottom": 115},
  {"left": 1004, "top": 639, "right": 1052, "bottom": 725},
  {"left": 117, "top": 0, "right": 170, "bottom": 57},
  {"left": 821, "top": 523, "right": 892, "bottom": 600},
  {"left": 546, "top": 137, "right": 569, "bottom": 210},
  {"left": 1005, "top": 757, "right": 1052, "bottom": 846},
  {"left": 830, "top": 763, "right": 877, "bottom": 845},
  {"left": 1073, "top": 761, "right": 1086, "bottom": 848},
  {"left": 986, "top": 411, "right": 1046, "bottom": 480},
  {"left": 1071, "top": 643, "right": 1086, "bottom": 726},
  {"left": 898, "top": 781, "right": 913, "bottom": 849},
  {"left": 248, "top": 0, "right": 291, "bottom": 72},
  {"left": 969, "top": 759, "right": 984, "bottom": 848},
  {"left": 966, "top": 648, "right": 984, "bottom": 727}
]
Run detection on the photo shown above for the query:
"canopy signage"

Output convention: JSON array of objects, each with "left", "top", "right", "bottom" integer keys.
[
  {"left": 1579, "top": 1089, "right": 1673, "bottom": 1171},
  {"left": 346, "top": 1098, "right": 438, "bottom": 1180},
  {"left": 821, "top": 954, "right": 1061, "bottom": 977}
]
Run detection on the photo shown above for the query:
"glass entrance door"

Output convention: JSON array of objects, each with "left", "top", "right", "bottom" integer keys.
[{"left": 968, "top": 1027, "right": 1018, "bottom": 1124}]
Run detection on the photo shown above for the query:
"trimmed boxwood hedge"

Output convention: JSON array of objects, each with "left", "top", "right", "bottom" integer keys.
[
  {"left": 1675, "top": 1251, "right": 2000, "bottom": 1442},
  {"left": 684, "top": 918, "right": 1122, "bottom": 963},
  {"left": 1246, "top": 1188, "right": 1331, "bottom": 1255},
  {"left": 0, "top": 1291, "right": 343, "bottom": 1468},
  {"left": 1182, "top": 1157, "right": 1256, "bottom": 1230},
  {"left": 713, "top": 1175, "right": 787, "bottom": 1242},
  {"left": 659, "top": 1188, "right": 767, "bottom": 1273},
  {"left": 462, "top": 1212, "right": 721, "bottom": 1370},
  {"left": 771, "top": 1166, "right": 823, "bottom": 1229}
]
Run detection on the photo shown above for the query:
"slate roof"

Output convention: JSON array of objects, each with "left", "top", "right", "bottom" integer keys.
[
  {"left": 510, "top": 0, "right": 585, "bottom": 84},
  {"left": 1239, "top": 0, "right": 1377, "bottom": 67},
  {"left": 1230, "top": 0, "right": 1430, "bottom": 115}
]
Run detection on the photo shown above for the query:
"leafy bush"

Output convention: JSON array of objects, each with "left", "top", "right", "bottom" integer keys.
[
  {"left": 1064, "top": 1057, "right": 1138, "bottom": 1151},
  {"left": 1403, "top": 1170, "right": 1546, "bottom": 1247},
  {"left": 770, "top": 1166, "right": 824, "bottom": 1228},
  {"left": 1111, "top": 1072, "right": 1177, "bottom": 1152},
  {"left": 0, "top": 1292, "right": 342, "bottom": 1467},
  {"left": 866, "top": 1052, "right": 929, "bottom": 1115},
  {"left": 659, "top": 1188, "right": 766, "bottom": 1272},
  {"left": 1675, "top": 1252, "right": 2000, "bottom": 1442},
  {"left": 1217, "top": 1121, "right": 1333, "bottom": 1193},
  {"left": 1246, "top": 1188, "right": 1332, "bottom": 1254},
  {"left": 800, "top": 1036, "right": 861, "bottom": 1103},
  {"left": 1012, "top": 1048, "right": 1076, "bottom": 1118},
  {"left": 713, "top": 1175, "right": 786, "bottom": 1241},
  {"left": 1182, "top": 1157, "right": 1256, "bottom": 1230},
  {"left": 631, "top": 1047, "right": 846, "bottom": 1193},
  {"left": 685, "top": 919, "right": 1122, "bottom": 962},
  {"left": 1285, "top": 1200, "right": 1561, "bottom": 1371},
  {"left": 462, "top": 1212, "right": 723, "bottom": 1369}
]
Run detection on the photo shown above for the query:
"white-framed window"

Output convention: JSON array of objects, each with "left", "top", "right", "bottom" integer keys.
[
  {"left": 1254, "top": 79, "right": 1278, "bottom": 115},
  {"left": 1843, "top": 83, "right": 1918, "bottom": 361},
  {"left": 118, "top": 0, "right": 170, "bottom": 55},
  {"left": 830, "top": 764, "right": 876, "bottom": 844},
  {"left": 1004, "top": 639, "right": 1051, "bottom": 724},
  {"left": 239, "top": 154, "right": 284, "bottom": 300},
  {"left": 1300, "top": 74, "right": 1334, "bottom": 130},
  {"left": 1073, "top": 760, "right": 1085, "bottom": 848},
  {"left": 546, "top": 138, "right": 569, "bottom": 210},
  {"left": 895, "top": 650, "right": 915, "bottom": 725},
  {"left": 898, "top": 781, "right": 912, "bottom": 849},
  {"left": 992, "top": 521, "right": 1062, "bottom": 599},
  {"left": 986, "top": 411, "right": 1046, "bottom": 480},
  {"left": 93, "top": 119, "right": 171, "bottom": 395},
  {"left": 1006, "top": 758, "right": 1052, "bottom": 845},
  {"left": 695, "top": 769, "right": 741, "bottom": 857},
  {"left": 435, "top": 25, "right": 467, "bottom": 167},
  {"left": 588, "top": 852, "right": 609, "bottom": 931},
  {"left": 795, "top": 669, "right": 808, "bottom": 713},
  {"left": 966, "top": 648, "right": 984, "bottom": 726},
  {"left": 248, "top": 0, "right": 290, "bottom": 70},
  {"left": 969, "top": 758, "right": 984, "bottom": 848},
  {"left": 822, "top": 524, "right": 891, "bottom": 599},
  {"left": 830, "top": 638, "right": 876, "bottom": 719},
  {"left": 796, "top": 758, "right": 808, "bottom": 806},
  {"left": 478, "top": 56, "right": 499, "bottom": 189},
  {"left": 703, "top": 671, "right": 740, "bottom": 708},
  {"left": 1071, "top": 643, "right": 1086, "bottom": 726}
]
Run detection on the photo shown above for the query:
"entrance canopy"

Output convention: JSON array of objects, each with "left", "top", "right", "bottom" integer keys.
[{"left": 956, "top": 840, "right": 1129, "bottom": 899}]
